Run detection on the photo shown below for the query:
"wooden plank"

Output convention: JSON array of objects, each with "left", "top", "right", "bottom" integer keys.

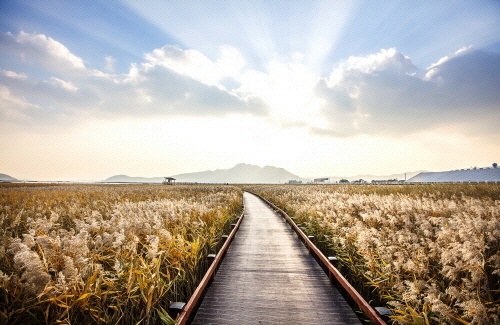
[
  {"left": 175, "top": 211, "right": 244, "bottom": 325},
  {"left": 190, "top": 192, "right": 362, "bottom": 325},
  {"left": 254, "top": 192, "right": 387, "bottom": 325}
]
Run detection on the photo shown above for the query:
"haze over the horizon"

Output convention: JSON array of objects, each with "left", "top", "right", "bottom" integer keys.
[{"left": 1, "top": 0, "right": 499, "bottom": 181}]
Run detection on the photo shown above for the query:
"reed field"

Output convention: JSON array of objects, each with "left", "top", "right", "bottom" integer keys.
[
  {"left": 244, "top": 184, "right": 500, "bottom": 325},
  {"left": 0, "top": 183, "right": 242, "bottom": 324}
]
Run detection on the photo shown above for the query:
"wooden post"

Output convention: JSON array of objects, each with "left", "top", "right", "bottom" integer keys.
[
  {"left": 328, "top": 256, "right": 339, "bottom": 282},
  {"left": 206, "top": 254, "right": 217, "bottom": 284},
  {"left": 297, "top": 225, "right": 304, "bottom": 239},
  {"left": 207, "top": 254, "right": 216, "bottom": 265},
  {"left": 375, "top": 307, "right": 393, "bottom": 322},
  {"left": 307, "top": 236, "right": 315, "bottom": 254},
  {"left": 168, "top": 302, "right": 186, "bottom": 319},
  {"left": 328, "top": 256, "right": 339, "bottom": 268}
]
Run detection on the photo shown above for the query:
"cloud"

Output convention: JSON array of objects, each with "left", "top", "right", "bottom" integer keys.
[
  {"left": 315, "top": 48, "right": 500, "bottom": 137},
  {"left": 0, "top": 84, "right": 41, "bottom": 122},
  {"left": 0, "top": 70, "right": 97, "bottom": 111},
  {"left": 0, "top": 32, "right": 268, "bottom": 128},
  {"left": 327, "top": 48, "right": 417, "bottom": 82},
  {"left": 104, "top": 56, "right": 115, "bottom": 72},
  {"left": 93, "top": 63, "right": 267, "bottom": 117},
  {"left": 3, "top": 31, "right": 497, "bottom": 138},
  {"left": 0, "top": 31, "right": 86, "bottom": 74},
  {"left": 144, "top": 44, "right": 246, "bottom": 88},
  {"left": 425, "top": 48, "right": 500, "bottom": 107}
]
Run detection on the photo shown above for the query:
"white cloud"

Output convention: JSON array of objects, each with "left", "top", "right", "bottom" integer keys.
[
  {"left": 0, "top": 85, "right": 40, "bottom": 122},
  {"left": 144, "top": 45, "right": 218, "bottom": 84},
  {"left": 2, "top": 30, "right": 498, "bottom": 140},
  {"left": 143, "top": 44, "right": 246, "bottom": 89},
  {"left": 104, "top": 56, "right": 115, "bottom": 72},
  {"left": 217, "top": 46, "right": 246, "bottom": 79},
  {"left": 315, "top": 48, "right": 500, "bottom": 137},
  {"left": 327, "top": 48, "right": 416, "bottom": 86},
  {"left": 2, "top": 70, "right": 27, "bottom": 80},
  {"left": 97, "top": 63, "right": 267, "bottom": 117},
  {"left": 425, "top": 46, "right": 472, "bottom": 79},
  {"left": 0, "top": 31, "right": 85, "bottom": 74},
  {"left": 0, "top": 32, "right": 268, "bottom": 128},
  {"left": 0, "top": 70, "right": 95, "bottom": 110},
  {"left": 48, "top": 77, "right": 79, "bottom": 91}
]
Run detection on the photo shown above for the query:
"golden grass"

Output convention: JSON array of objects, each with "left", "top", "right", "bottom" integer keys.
[
  {"left": 243, "top": 184, "right": 500, "bottom": 325},
  {"left": 0, "top": 183, "right": 242, "bottom": 324}
]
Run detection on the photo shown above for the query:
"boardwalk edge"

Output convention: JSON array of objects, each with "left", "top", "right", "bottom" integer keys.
[
  {"left": 247, "top": 191, "right": 387, "bottom": 325},
  {"left": 175, "top": 211, "right": 245, "bottom": 325}
]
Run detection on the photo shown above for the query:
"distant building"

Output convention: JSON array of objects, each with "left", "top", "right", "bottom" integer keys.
[
  {"left": 371, "top": 179, "right": 402, "bottom": 184},
  {"left": 352, "top": 179, "right": 367, "bottom": 184},
  {"left": 407, "top": 167, "right": 500, "bottom": 183},
  {"left": 288, "top": 180, "right": 302, "bottom": 184},
  {"left": 314, "top": 178, "right": 329, "bottom": 183}
]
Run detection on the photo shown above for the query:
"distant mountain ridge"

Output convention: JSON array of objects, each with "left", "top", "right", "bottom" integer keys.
[
  {"left": 103, "top": 163, "right": 304, "bottom": 184},
  {"left": 0, "top": 173, "right": 18, "bottom": 182},
  {"left": 103, "top": 164, "right": 428, "bottom": 184},
  {"left": 174, "top": 163, "right": 304, "bottom": 183},
  {"left": 102, "top": 175, "right": 164, "bottom": 183},
  {"left": 0, "top": 168, "right": 430, "bottom": 184}
]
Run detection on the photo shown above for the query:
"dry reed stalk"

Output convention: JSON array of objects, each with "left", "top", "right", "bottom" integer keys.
[
  {"left": 0, "top": 183, "right": 242, "bottom": 324},
  {"left": 243, "top": 184, "right": 500, "bottom": 325}
]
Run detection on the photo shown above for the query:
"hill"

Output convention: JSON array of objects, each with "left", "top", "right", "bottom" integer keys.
[
  {"left": 103, "top": 164, "right": 304, "bottom": 184},
  {"left": 0, "top": 173, "right": 18, "bottom": 182},
  {"left": 173, "top": 163, "right": 303, "bottom": 183},
  {"left": 102, "top": 175, "right": 164, "bottom": 183},
  {"left": 103, "top": 165, "right": 428, "bottom": 184}
]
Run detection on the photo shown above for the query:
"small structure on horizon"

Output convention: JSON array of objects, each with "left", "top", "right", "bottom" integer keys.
[
  {"left": 352, "top": 179, "right": 368, "bottom": 184},
  {"left": 288, "top": 180, "right": 302, "bottom": 184},
  {"left": 163, "top": 177, "right": 176, "bottom": 185},
  {"left": 371, "top": 179, "right": 402, "bottom": 184}
]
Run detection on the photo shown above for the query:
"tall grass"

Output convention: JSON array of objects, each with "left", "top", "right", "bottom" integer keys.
[
  {"left": 244, "top": 184, "right": 500, "bottom": 325},
  {"left": 0, "top": 184, "right": 242, "bottom": 324}
]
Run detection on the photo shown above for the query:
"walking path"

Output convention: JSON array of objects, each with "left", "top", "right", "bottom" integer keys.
[{"left": 191, "top": 192, "right": 361, "bottom": 324}]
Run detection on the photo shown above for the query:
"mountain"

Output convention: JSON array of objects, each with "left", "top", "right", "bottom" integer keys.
[
  {"left": 103, "top": 164, "right": 304, "bottom": 184},
  {"left": 173, "top": 163, "right": 303, "bottom": 184},
  {"left": 103, "top": 175, "right": 164, "bottom": 183},
  {"left": 0, "top": 173, "right": 18, "bottom": 182},
  {"left": 103, "top": 165, "right": 427, "bottom": 184}
]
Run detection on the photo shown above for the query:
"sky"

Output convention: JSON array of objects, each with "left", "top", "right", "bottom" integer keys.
[{"left": 1, "top": 0, "right": 499, "bottom": 181}]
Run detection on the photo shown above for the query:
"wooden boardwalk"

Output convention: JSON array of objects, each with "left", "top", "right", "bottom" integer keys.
[{"left": 190, "top": 192, "right": 361, "bottom": 324}]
